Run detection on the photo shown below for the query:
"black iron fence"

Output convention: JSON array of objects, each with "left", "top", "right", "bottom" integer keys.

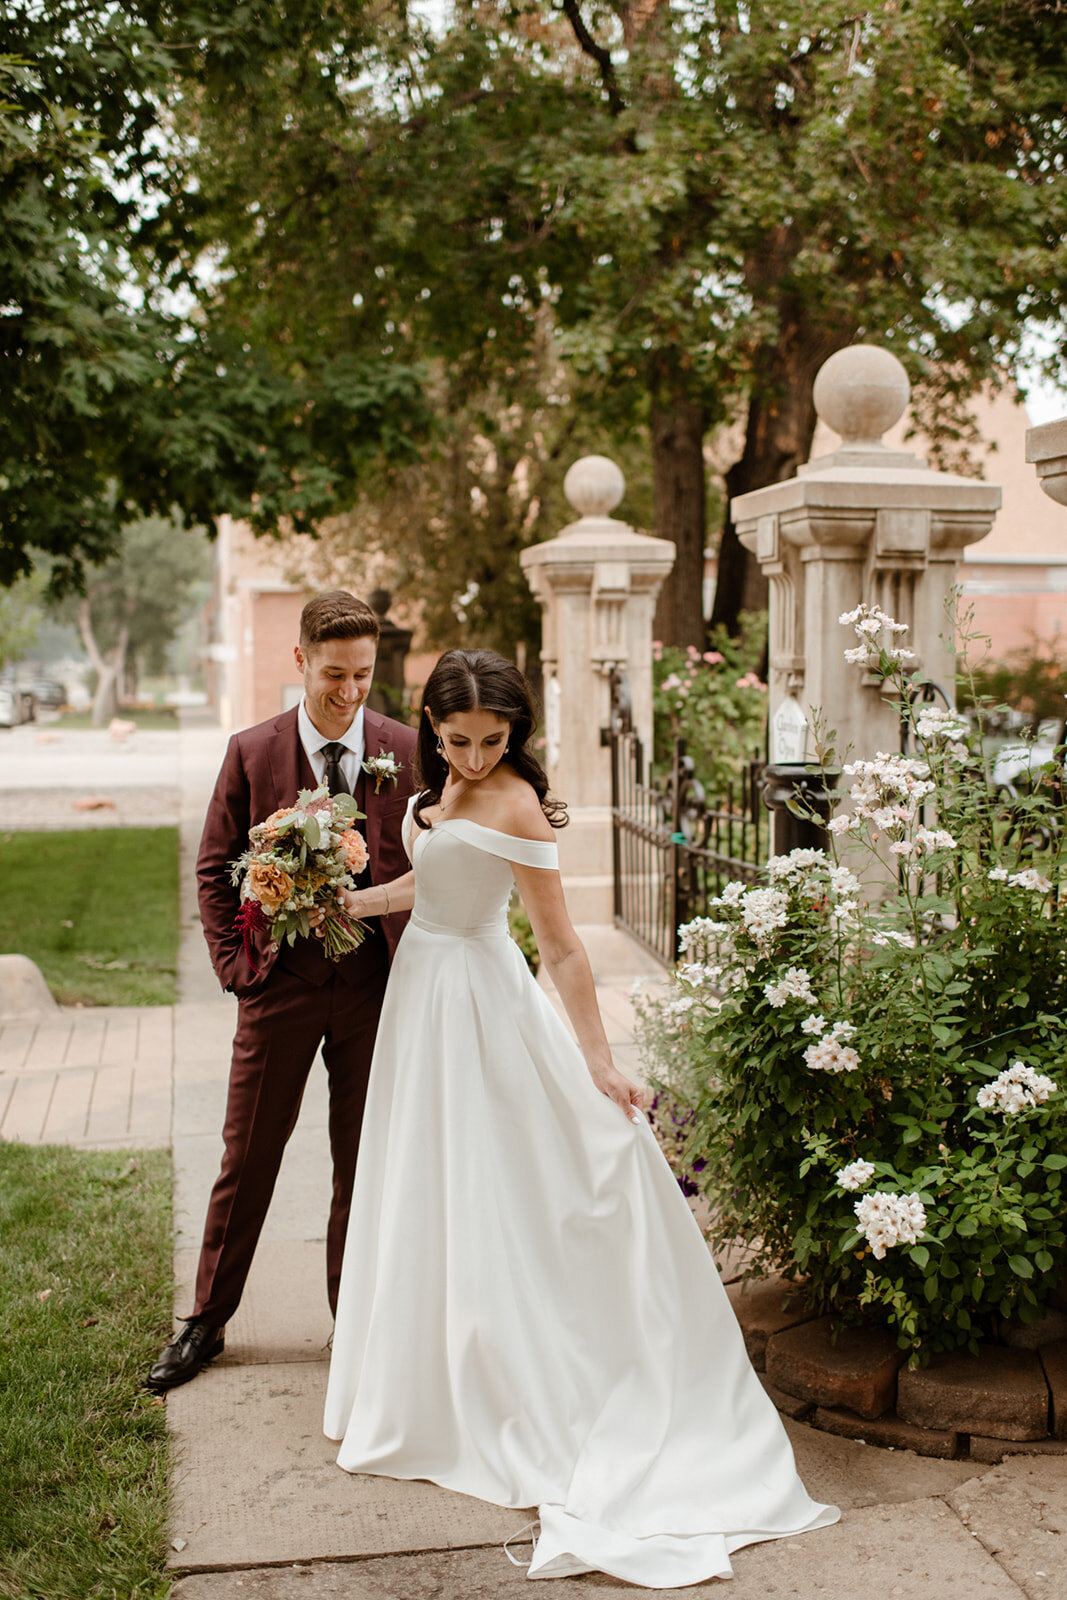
[{"left": 609, "top": 726, "right": 767, "bottom": 967}]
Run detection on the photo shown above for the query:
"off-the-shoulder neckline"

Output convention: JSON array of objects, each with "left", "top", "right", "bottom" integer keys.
[{"left": 415, "top": 814, "right": 556, "bottom": 849}]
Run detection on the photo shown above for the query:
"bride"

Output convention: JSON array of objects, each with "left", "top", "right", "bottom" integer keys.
[{"left": 322, "top": 649, "right": 838, "bottom": 1588}]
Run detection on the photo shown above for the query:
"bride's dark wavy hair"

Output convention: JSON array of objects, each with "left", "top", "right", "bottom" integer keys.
[{"left": 413, "top": 649, "right": 568, "bottom": 831}]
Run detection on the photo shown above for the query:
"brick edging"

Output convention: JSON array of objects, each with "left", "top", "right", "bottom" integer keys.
[{"left": 727, "top": 1276, "right": 1067, "bottom": 1463}]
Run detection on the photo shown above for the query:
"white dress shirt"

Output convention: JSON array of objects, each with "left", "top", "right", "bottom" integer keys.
[{"left": 298, "top": 698, "right": 366, "bottom": 794}]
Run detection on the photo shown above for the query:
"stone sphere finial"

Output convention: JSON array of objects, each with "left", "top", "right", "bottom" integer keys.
[
  {"left": 563, "top": 455, "right": 625, "bottom": 518},
  {"left": 813, "top": 345, "right": 910, "bottom": 447}
]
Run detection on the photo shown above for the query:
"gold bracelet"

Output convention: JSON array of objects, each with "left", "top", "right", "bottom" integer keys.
[{"left": 382, "top": 884, "right": 390, "bottom": 915}]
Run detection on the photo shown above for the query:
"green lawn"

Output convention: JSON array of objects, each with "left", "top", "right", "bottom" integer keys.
[
  {"left": 0, "top": 1143, "right": 173, "bottom": 1600},
  {"left": 0, "top": 829, "right": 179, "bottom": 1006},
  {"left": 53, "top": 708, "right": 180, "bottom": 731}
]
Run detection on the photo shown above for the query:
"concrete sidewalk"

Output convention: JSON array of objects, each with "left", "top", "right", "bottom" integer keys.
[{"left": 1, "top": 715, "right": 1063, "bottom": 1600}]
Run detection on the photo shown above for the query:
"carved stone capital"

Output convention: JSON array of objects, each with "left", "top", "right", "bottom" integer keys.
[{"left": 1026, "top": 416, "right": 1067, "bottom": 509}]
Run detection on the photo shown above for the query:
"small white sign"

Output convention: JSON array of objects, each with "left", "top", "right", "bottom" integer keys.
[{"left": 771, "top": 696, "right": 809, "bottom": 764}]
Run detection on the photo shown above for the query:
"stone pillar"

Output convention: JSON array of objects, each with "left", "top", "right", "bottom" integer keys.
[
  {"left": 520, "top": 456, "right": 675, "bottom": 926},
  {"left": 1025, "top": 415, "right": 1067, "bottom": 736},
  {"left": 1026, "top": 416, "right": 1067, "bottom": 509},
  {"left": 1024, "top": 415, "right": 1067, "bottom": 1316},
  {"left": 732, "top": 345, "right": 1001, "bottom": 852}
]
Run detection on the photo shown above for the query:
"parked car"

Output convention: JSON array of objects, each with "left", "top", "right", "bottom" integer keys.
[
  {"left": 0, "top": 687, "right": 17, "bottom": 728},
  {"left": 29, "top": 676, "right": 65, "bottom": 710},
  {"left": 991, "top": 721, "right": 1065, "bottom": 796},
  {"left": 0, "top": 680, "right": 36, "bottom": 724}
]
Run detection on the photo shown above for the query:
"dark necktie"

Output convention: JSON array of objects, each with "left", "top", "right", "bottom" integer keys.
[{"left": 321, "top": 741, "right": 349, "bottom": 796}]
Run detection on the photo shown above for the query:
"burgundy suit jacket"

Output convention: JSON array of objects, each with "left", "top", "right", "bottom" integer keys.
[{"left": 197, "top": 705, "right": 419, "bottom": 998}]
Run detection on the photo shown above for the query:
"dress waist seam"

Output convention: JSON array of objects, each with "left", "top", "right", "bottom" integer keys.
[{"left": 409, "top": 912, "right": 509, "bottom": 940}]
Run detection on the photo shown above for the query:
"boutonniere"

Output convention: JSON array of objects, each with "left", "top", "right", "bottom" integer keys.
[{"left": 362, "top": 751, "right": 403, "bottom": 794}]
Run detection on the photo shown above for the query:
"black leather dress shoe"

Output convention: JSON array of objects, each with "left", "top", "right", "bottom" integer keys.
[{"left": 145, "top": 1318, "right": 225, "bottom": 1393}]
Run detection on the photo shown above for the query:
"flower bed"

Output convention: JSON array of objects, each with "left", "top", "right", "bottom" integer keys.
[
  {"left": 652, "top": 612, "right": 767, "bottom": 796},
  {"left": 636, "top": 604, "right": 1067, "bottom": 1370}
]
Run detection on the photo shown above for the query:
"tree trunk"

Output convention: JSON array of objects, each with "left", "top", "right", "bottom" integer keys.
[
  {"left": 91, "top": 632, "right": 127, "bottom": 726},
  {"left": 650, "top": 391, "right": 708, "bottom": 649},
  {"left": 711, "top": 312, "right": 855, "bottom": 636},
  {"left": 77, "top": 599, "right": 128, "bottom": 726}
]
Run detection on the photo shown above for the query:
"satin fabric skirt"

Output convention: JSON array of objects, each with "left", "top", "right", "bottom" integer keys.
[{"left": 323, "top": 918, "right": 838, "bottom": 1587}]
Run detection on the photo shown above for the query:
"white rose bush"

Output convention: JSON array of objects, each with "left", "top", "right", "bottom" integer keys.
[{"left": 635, "top": 603, "right": 1066, "bottom": 1362}]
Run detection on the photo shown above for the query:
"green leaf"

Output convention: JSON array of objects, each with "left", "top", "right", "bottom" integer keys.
[{"left": 1007, "top": 1255, "right": 1034, "bottom": 1279}]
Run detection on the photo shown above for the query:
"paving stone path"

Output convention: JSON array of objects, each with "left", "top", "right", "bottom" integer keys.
[{"left": 2, "top": 715, "right": 1064, "bottom": 1600}]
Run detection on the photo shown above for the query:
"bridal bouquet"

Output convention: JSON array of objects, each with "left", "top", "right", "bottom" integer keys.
[{"left": 231, "top": 786, "right": 370, "bottom": 966}]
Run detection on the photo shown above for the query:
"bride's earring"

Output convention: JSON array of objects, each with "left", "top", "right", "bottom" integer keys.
[{"left": 436, "top": 738, "right": 446, "bottom": 759}]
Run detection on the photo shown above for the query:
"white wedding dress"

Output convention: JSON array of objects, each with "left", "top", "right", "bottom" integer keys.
[{"left": 323, "top": 803, "right": 838, "bottom": 1588}]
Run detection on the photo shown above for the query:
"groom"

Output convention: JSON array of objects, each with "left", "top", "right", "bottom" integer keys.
[{"left": 147, "top": 590, "right": 417, "bottom": 1391}]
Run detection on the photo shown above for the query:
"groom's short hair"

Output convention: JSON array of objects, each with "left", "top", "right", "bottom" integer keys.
[{"left": 299, "top": 590, "right": 380, "bottom": 650}]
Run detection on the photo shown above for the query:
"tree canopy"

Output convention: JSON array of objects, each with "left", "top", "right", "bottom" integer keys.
[
  {"left": 0, "top": 569, "right": 45, "bottom": 668},
  {"left": 155, "top": 0, "right": 1067, "bottom": 646},
  {"left": 0, "top": 39, "right": 167, "bottom": 591},
  {"left": 0, "top": 3, "right": 428, "bottom": 592},
  {"left": 4, "top": 2, "right": 1065, "bottom": 652}
]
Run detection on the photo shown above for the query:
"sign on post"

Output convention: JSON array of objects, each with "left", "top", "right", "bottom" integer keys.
[{"left": 770, "top": 696, "right": 809, "bottom": 765}]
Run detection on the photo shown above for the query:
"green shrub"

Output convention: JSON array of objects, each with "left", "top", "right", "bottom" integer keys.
[
  {"left": 636, "top": 603, "right": 1066, "bottom": 1362},
  {"left": 508, "top": 896, "right": 539, "bottom": 974},
  {"left": 653, "top": 611, "right": 767, "bottom": 798}
]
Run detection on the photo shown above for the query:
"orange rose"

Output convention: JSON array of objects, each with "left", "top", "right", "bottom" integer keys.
[
  {"left": 263, "top": 807, "right": 295, "bottom": 829},
  {"left": 339, "top": 828, "right": 369, "bottom": 875},
  {"left": 246, "top": 859, "right": 295, "bottom": 914},
  {"left": 251, "top": 806, "right": 296, "bottom": 846}
]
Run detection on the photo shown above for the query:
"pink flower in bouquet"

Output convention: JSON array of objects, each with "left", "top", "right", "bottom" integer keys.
[
  {"left": 339, "top": 828, "right": 369, "bottom": 875},
  {"left": 253, "top": 807, "right": 293, "bottom": 845}
]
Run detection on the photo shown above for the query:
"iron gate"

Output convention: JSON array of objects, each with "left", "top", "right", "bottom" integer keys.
[{"left": 605, "top": 678, "right": 767, "bottom": 966}]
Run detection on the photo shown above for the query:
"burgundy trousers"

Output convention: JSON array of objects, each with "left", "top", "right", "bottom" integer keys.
[{"left": 192, "top": 937, "right": 389, "bottom": 1325}]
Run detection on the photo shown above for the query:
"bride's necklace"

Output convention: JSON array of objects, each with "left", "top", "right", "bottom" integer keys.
[{"left": 438, "top": 778, "right": 469, "bottom": 813}]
